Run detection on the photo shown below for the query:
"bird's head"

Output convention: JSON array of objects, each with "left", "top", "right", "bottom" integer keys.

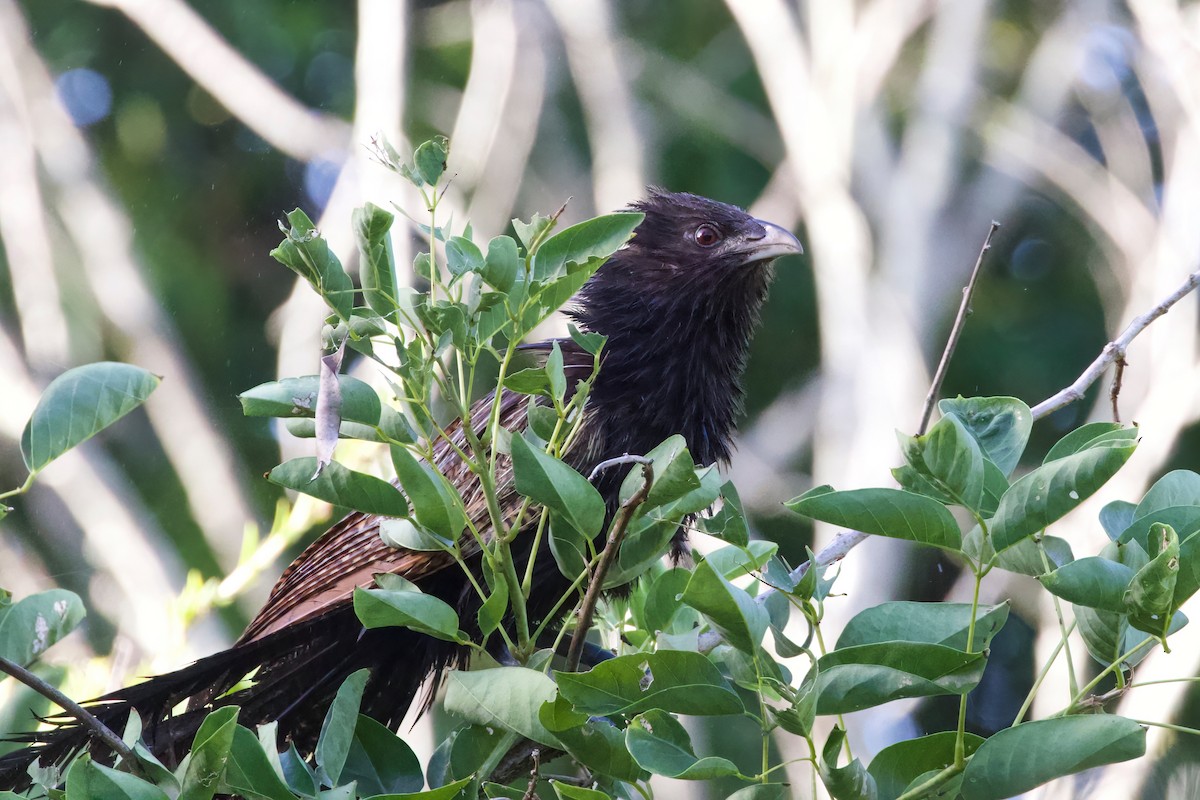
[
  {"left": 572, "top": 189, "right": 802, "bottom": 334},
  {"left": 566, "top": 190, "right": 803, "bottom": 465},
  {"left": 622, "top": 189, "right": 802, "bottom": 278}
]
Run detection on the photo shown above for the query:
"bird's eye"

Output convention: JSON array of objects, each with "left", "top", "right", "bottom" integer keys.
[{"left": 693, "top": 224, "right": 722, "bottom": 248}]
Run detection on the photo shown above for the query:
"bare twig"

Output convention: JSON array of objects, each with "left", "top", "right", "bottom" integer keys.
[
  {"left": 587, "top": 454, "right": 652, "bottom": 482},
  {"left": 917, "top": 221, "right": 1001, "bottom": 435},
  {"left": 1111, "top": 355, "right": 1127, "bottom": 423},
  {"left": 0, "top": 655, "right": 141, "bottom": 773},
  {"left": 1030, "top": 267, "right": 1200, "bottom": 420},
  {"left": 521, "top": 747, "right": 541, "bottom": 800},
  {"left": 735, "top": 262, "right": 1200, "bottom": 645},
  {"left": 566, "top": 457, "right": 654, "bottom": 671}
]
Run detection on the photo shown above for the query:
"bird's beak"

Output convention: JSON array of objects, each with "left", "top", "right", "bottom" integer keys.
[{"left": 735, "top": 219, "right": 804, "bottom": 265}]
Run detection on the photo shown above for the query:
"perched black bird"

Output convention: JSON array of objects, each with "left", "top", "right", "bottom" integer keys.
[{"left": 0, "top": 190, "right": 801, "bottom": 786}]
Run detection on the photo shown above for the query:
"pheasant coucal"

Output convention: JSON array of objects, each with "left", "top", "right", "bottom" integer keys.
[{"left": 0, "top": 190, "right": 802, "bottom": 784}]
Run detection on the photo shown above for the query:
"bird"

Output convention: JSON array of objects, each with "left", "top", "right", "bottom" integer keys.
[{"left": 0, "top": 189, "right": 802, "bottom": 787}]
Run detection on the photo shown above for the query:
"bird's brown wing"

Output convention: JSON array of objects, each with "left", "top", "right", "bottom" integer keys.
[{"left": 239, "top": 386, "right": 529, "bottom": 642}]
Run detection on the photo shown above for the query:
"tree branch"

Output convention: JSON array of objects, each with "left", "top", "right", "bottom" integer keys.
[
  {"left": 0, "top": 655, "right": 141, "bottom": 772},
  {"left": 1030, "top": 267, "right": 1200, "bottom": 420},
  {"left": 918, "top": 221, "right": 1000, "bottom": 435},
  {"left": 566, "top": 456, "right": 654, "bottom": 671},
  {"left": 726, "top": 262, "right": 1200, "bottom": 649}
]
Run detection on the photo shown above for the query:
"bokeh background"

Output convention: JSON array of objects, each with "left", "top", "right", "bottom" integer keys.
[{"left": 2, "top": 0, "right": 1200, "bottom": 797}]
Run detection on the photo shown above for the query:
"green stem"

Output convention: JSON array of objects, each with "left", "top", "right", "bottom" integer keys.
[
  {"left": 529, "top": 557, "right": 595, "bottom": 644},
  {"left": 1132, "top": 719, "right": 1200, "bottom": 737},
  {"left": 955, "top": 569, "right": 983, "bottom": 766},
  {"left": 895, "top": 762, "right": 965, "bottom": 800},
  {"left": 0, "top": 471, "right": 37, "bottom": 502},
  {"left": 1038, "top": 538, "right": 1079, "bottom": 698},
  {"left": 1012, "top": 620, "right": 1075, "bottom": 725},
  {"left": 521, "top": 509, "right": 551, "bottom": 594},
  {"left": 425, "top": 188, "right": 438, "bottom": 305},
  {"left": 476, "top": 729, "right": 522, "bottom": 783},
  {"left": 495, "top": 543, "right": 531, "bottom": 656},
  {"left": 1128, "top": 676, "right": 1200, "bottom": 690},
  {"left": 1065, "top": 635, "right": 1156, "bottom": 712}
]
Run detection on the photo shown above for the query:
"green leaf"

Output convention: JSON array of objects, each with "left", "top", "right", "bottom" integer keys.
[
  {"left": 617, "top": 435, "right": 698, "bottom": 508},
  {"left": 1135, "top": 470, "right": 1200, "bottom": 517},
  {"left": 511, "top": 433, "right": 605, "bottom": 538},
  {"left": 222, "top": 725, "right": 296, "bottom": 800},
  {"left": 961, "top": 716, "right": 1145, "bottom": 800},
  {"left": 512, "top": 212, "right": 555, "bottom": 253},
  {"left": 1125, "top": 523, "right": 1180, "bottom": 636},
  {"left": 786, "top": 486, "right": 962, "bottom": 551},
  {"left": 814, "top": 642, "right": 986, "bottom": 713},
  {"left": 315, "top": 669, "right": 370, "bottom": 786},
  {"left": 725, "top": 787, "right": 789, "bottom": 800},
  {"left": 379, "top": 518, "right": 455, "bottom": 552},
  {"left": 445, "top": 237, "right": 484, "bottom": 279},
  {"left": 702, "top": 541, "right": 777, "bottom": 581},
  {"left": 503, "top": 367, "right": 551, "bottom": 396},
  {"left": 239, "top": 375, "right": 381, "bottom": 425},
  {"left": 1044, "top": 422, "right": 1125, "bottom": 463},
  {"left": 976, "top": 531, "right": 1073, "bottom": 577},
  {"left": 551, "top": 783, "right": 611, "bottom": 800},
  {"left": 680, "top": 557, "right": 768, "bottom": 654},
  {"left": 279, "top": 744, "right": 317, "bottom": 797},
  {"left": 836, "top": 602, "right": 1009, "bottom": 652},
  {"left": 21, "top": 362, "right": 160, "bottom": 473},
  {"left": 369, "top": 776, "right": 475, "bottom": 799},
  {"left": 483, "top": 236, "right": 519, "bottom": 292},
  {"left": 772, "top": 668, "right": 818, "bottom": 737},
  {"left": 65, "top": 757, "right": 170, "bottom": 800},
  {"left": 268, "top": 458, "right": 409, "bottom": 517},
  {"left": 989, "top": 438, "right": 1137, "bottom": 552},
  {"left": 1101, "top": 500, "right": 1137, "bottom": 541},
  {"left": 902, "top": 414, "right": 985, "bottom": 511},
  {"left": 551, "top": 716, "right": 646, "bottom": 783},
  {"left": 530, "top": 213, "right": 643, "bottom": 282},
  {"left": 1117, "top": 506, "right": 1200, "bottom": 550},
  {"left": 271, "top": 209, "right": 354, "bottom": 320},
  {"left": 868, "top": 731, "right": 984, "bottom": 800},
  {"left": 390, "top": 446, "right": 466, "bottom": 541},
  {"left": 0, "top": 589, "right": 85, "bottom": 667},
  {"left": 548, "top": 514, "right": 594, "bottom": 582},
  {"left": 819, "top": 726, "right": 877, "bottom": 800},
  {"left": 606, "top": 466, "right": 723, "bottom": 588},
  {"left": 476, "top": 562, "right": 508, "bottom": 636},
  {"left": 700, "top": 481, "right": 749, "bottom": 546},
  {"left": 353, "top": 203, "right": 398, "bottom": 319},
  {"left": 554, "top": 650, "right": 742, "bottom": 716},
  {"left": 546, "top": 341, "right": 566, "bottom": 404},
  {"left": 354, "top": 577, "right": 463, "bottom": 642},
  {"left": 938, "top": 396, "right": 1032, "bottom": 476},
  {"left": 1042, "top": 557, "right": 1134, "bottom": 613},
  {"left": 179, "top": 707, "right": 239, "bottom": 800},
  {"left": 640, "top": 567, "right": 695, "bottom": 634},
  {"left": 567, "top": 323, "right": 605, "bottom": 356},
  {"left": 625, "top": 710, "right": 741, "bottom": 780},
  {"left": 340, "top": 714, "right": 422, "bottom": 795},
  {"left": 414, "top": 137, "right": 448, "bottom": 186},
  {"left": 443, "top": 668, "right": 560, "bottom": 747}
]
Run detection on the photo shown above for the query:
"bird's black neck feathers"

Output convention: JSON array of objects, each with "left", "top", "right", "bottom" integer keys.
[{"left": 569, "top": 191, "right": 776, "bottom": 467}]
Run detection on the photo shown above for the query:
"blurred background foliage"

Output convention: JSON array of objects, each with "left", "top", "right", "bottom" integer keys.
[{"left": 2, "top": 0, "right": 1200, "bottom": 796}]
